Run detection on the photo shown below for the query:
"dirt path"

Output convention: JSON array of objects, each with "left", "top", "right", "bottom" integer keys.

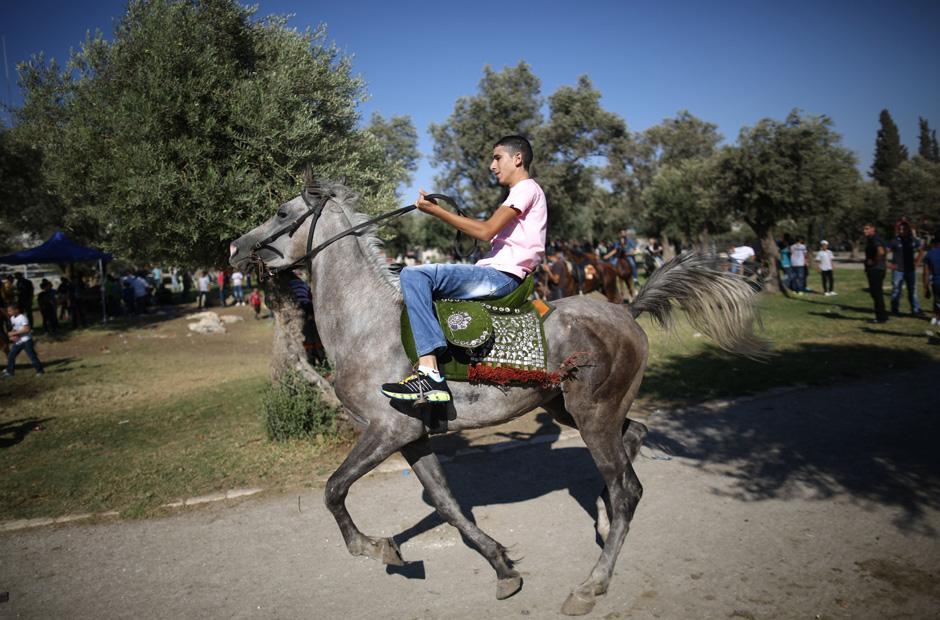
[{"left": 2, "top": 364, "right": 938, "bottom": 619}]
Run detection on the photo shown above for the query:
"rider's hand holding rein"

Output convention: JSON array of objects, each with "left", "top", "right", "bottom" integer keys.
[{"left": 415, "top": 189, "right": 519, "bottom": 244}]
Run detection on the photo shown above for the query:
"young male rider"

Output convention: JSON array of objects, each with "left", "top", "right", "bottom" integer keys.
[{"left": 381, "top": 135, "right": 547, "bottom": 402}]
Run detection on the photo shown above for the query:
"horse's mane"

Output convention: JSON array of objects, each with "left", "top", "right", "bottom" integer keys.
[{"left": 321, "top": 183, "right": 403, "bottom": 300}]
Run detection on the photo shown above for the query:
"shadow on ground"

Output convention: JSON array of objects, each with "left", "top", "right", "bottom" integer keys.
[{"left": 388, "top": 357, "right": 939, "bottom": 569}]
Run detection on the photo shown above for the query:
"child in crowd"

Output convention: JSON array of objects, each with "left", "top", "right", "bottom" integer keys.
[
  {"left": 3, "top": 302, "right": 45, "bottom": 377},
  {"left": 249, "top": 288, "right": 263, "bottom": 319},
  {"left": 815, "top": 240, "right": 836, "bottom": 296}
]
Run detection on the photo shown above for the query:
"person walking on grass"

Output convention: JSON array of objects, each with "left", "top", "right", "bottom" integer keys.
[
  {"left": 197, "top": 271, "right": 210, "bottom": 309},
  {"left": 249, "top": 287, "right": 263, "bottom": 319},
  {"left": 231, "top": 270, "right": 245, "bottom": 306},
  {"left": 815, "top": 240, "right": 836, "bottom": 296},
  {"left": 2, "top": 302, "right": 45, "bottom": 378},
  {"left": 923, "top": 235, "right": 940, "bottom": 326},
  {"left": 381, "top": 135, "right": 547, "bottom": 403},
  {"left": 888, "top": 219, "right": 924, "bottom": 316},
  {"left": 864, "top": 223, "right": 889, "bottom": 323},
  {"left": 789, "top": 236, "right": 808, "bottom": 294},
  {"left": 217, "top": 270, "right": 227, "bottom": 307}
]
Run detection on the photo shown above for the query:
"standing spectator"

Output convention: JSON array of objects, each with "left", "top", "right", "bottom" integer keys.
[
  {"left": 2, "top": 302, "right": 44, "bottom": 377},
  {"left": 778, "top": 234, "right": 794, "bottom": 291},
  {"left": 231, "top": 270, "right": 245, "bottom": 305},
  {"left": 863, "top": 223, "right": 888, "bottom": 323},
  {"left": 131, "top": 272, "right": 149, "bottom": 314},
  {"left": 249, "top": 287, "right": 263, "bottom": 319},
  {"left": 182, "top": 270, "right": 193, "bottom": 303},
  {"left": 197, "top": 271, "right": 210, "bottom": 309},
  {"left": 121, "top": 279, "right": 135, "bottom": 315},
  {"left": 217, "top": 270, "right": 227, "bottom": 307},
  {"left": 923, "top": 234, "right": 940, "bottom": 326},
  {"left": 789, "top": 236, "right": 808, "bottom": 294},
  {"left": 14, "top": 272, "right": 34, "bottom": 326},
  {"left": 1, "top": 275, "right": 15, "bottom": 307},
  {"left": 37, "top": 279, "right": 59, "bottom": 334},
  {"left": 887, "top": 220, "right": 924, "bottom": 316},
  {"left": 72, "top": 274, "right": 89, "bottom": 327},
  {"left": 57, "top": 276, "right": 72, "bottom": 321},
  {"left": 815, "top": 240, "right": 836, "bottom": 296}
]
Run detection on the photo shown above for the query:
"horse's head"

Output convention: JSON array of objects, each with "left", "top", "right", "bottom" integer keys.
[{"left": 229, "top": 191, "right": 328, "bottom": 274}]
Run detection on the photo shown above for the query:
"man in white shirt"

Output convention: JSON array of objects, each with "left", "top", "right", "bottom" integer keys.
[
  {"left": 728, "top": 245, "right": 755, "bottom": 274},
  {"left": 789, "top": 237, "right": 808, "bottom": 293},
  {"left": 197, "top": 271, "right": 211, "bottom": 309},
  {"left": 231, "top": 270, "right": 245, "bottom": 305},
  {"left": 3, "top": 303, "right": 45, "bottom": 377},
  {"left": 814, "top": 240, "right": 836, "bottom": 295}
]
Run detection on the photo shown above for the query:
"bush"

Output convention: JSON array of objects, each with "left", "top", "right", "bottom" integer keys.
[{"left": 262, "top": 369, "right": 340, "bottom": 442}]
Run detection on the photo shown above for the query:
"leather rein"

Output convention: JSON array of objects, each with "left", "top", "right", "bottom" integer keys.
[{"left": 248, "top": 189, "right": 470, "bottom": 279}]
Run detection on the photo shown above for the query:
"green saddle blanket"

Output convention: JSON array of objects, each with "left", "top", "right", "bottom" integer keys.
[{"left": 400, "top": 275, "right": 553, "bottom": 382}]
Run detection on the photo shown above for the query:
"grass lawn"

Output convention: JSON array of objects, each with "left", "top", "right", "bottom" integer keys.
[{"left": 1, "top": 268, "right": 937, "bottom": 521}]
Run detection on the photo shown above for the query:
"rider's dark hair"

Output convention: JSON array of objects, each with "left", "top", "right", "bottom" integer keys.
[{"left": 494, "top": 135, "right": 533, "bottom": 170}]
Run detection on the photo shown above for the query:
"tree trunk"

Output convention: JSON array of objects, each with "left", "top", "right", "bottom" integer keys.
[
  {"left": 265, "top": 273, "right": 344, "bottom": 412},
  {"left": 661, "top": 232, "right": 677, "bottom": 260},
  {"left": 756, "top": 226, "right": 782, "bottom": 293}
]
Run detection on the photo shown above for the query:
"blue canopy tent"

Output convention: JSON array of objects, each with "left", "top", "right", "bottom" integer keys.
[{"left": 0, "top": 231, "right": 113, "bottom": 323}]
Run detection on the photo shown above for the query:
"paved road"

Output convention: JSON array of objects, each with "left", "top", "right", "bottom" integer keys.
[{"left": 3, "top": 364, "right": 939, "bottom": 619}]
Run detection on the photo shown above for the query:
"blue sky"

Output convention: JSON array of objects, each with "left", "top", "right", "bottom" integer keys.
[{"left": 3, "top": 0, "right": 939, "bottom": 202}]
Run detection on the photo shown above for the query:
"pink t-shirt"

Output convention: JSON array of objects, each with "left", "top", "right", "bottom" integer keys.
[{"left": 476, "top": 178, "right": 547, "bottom": 279}]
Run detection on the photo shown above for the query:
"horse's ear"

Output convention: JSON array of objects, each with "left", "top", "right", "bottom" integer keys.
[{"left": 303, "top": 165, "right": 315, "bottom": 190}]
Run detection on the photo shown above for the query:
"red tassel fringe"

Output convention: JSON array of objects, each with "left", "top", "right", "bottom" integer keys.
[{"left": 467, "top": 352, "right": 591, "bottom": 388}]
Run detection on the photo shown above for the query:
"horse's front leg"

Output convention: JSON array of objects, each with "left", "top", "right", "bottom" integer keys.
[
  {"left": 324, "top": 417, "right": 424, "bottom": 565},
  {"left": 401, "top": 437, "right": 523, "bottom": 601}
]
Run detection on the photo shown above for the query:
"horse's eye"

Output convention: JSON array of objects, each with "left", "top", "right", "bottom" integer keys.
[{"left": 276, "top": 210, "right": 287, "bottom": 218}]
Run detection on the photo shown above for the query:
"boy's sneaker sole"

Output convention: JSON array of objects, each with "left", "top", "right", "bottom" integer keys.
[{"left": 380, "top": 388, "right": 451, "bottom": 402}]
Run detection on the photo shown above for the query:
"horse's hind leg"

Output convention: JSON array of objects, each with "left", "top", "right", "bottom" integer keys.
[
  {"left": 595, "top": 418, "right": 647, "bottom": 542},
  {"left": 401, "top": 438, "right": 523, "bottom": 600},
  {"left": 324, "top": 419, "right": 424, "bottom": 566},
  {"left": 542, "top": 396, "right": 647, "bottom": 545},
  {"left": 561, "top": 416, "right": 643, "bottom": 616}
]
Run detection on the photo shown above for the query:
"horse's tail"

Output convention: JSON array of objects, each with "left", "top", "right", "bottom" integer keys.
[{"left": 628, "top": 252, "right": 771, "bottom": 360}]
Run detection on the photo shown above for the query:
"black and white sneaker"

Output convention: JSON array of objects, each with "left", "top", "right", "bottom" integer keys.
[{"left": 381, "top": 371, "right": 451, "bottom": 402}]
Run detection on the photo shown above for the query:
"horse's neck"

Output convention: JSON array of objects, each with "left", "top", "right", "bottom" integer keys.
[{"left": 307, "top": 207, "right": 401, "bottom": 376}]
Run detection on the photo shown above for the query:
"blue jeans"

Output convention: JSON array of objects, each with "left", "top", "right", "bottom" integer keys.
[
  {"left": 7, "top": 339, "right": 44, "bottom": 375},
  {"left": 625, "top": 255, "right": 639, "bottom": 282},
  {"left": 891, "top": 270, "right": 920, "bottom": 314},
  {"left": 792, "top": 265, "right": 806, "bottom": 292},
  {"left": 233, "top": 285, "right": 244, "bottom": 303},
  {"left": 400, "top": 264, "right": 521, "bottom": 357}
]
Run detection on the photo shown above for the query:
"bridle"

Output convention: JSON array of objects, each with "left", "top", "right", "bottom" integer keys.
[{"left": 248, "top": 188, "right": 472, "bottom": 280}]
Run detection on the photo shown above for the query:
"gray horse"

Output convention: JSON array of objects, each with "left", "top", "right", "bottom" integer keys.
[{"left": 229, "top": 184, "right": 766, "bottom": 616}]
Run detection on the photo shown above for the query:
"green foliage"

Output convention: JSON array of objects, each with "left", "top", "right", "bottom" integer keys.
[
  {"left": 870, "top": 109, "right": 908, "bottom": 196},
  {"left": 713, "top": 110, "right": 859, "bottom": 234},
  {"left": 536, "top": 76, "right": 629, "bottom": 240},
  {"left": 7, "top": 0, "right": 416, "bottom": 265},
  {"left": 428, "top": 66, "right": 630, "bottom": 243},
  {"left": 917, "top": 117, "right": 939, "bottom": 163},
  {"left": 429, "top": 62, "right": 543, "bottom": 215},
  {"left": 642, "top": 157, "right": 726, "bottom": 247},
  {"left": 633, "top": 111, "right": 723, "bottom": 238},
  {"left": 262, "top": 368, "right": 340, "bottom": 441},
  {"left": 892, "top": 157, "right": 940, "bottom": 230}
]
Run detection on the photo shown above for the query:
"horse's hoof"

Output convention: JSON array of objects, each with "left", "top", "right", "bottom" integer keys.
[
  {"left": 561, "top": 589, "right": 596, "bottom": 616},
  {"left": 380, "top": 537, "right": 405, "bottom": 566},
  {"left": 496, "top": 574, "right": 523, "bottom": 600}
]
